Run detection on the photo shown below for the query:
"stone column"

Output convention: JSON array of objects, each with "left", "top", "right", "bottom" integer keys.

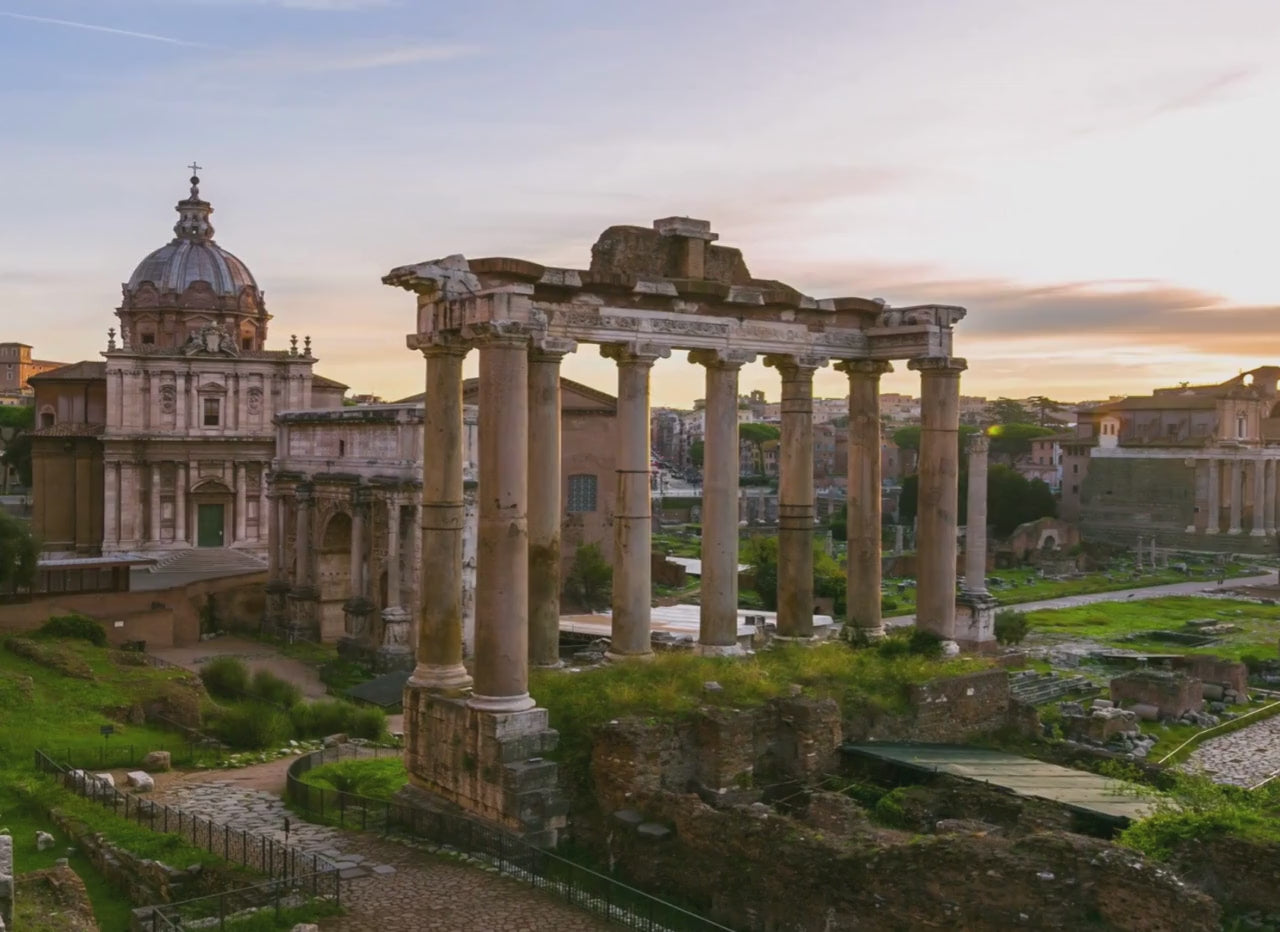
[
  {"left": 1206, "top": 458, "right": 1220, "bottom": 534},
  {"left": 409, "top": 339, "right": 473, "bottom": 694},
  {"left": 175, "top": 373, "right": 187, "bottom": 432},
  {"left": 376, "top": 494, "right": 414, "bottom": 672},
  {"left": 103, "top": 461, "right": 119, "bottom": 548},
  {"left": 1253, "top": 458, "right": 1268, "bottom": 536},
  {"left": 385, "top": 497, "right": 403, "bottom": 612},
  {"left": 766, "top": 354, "right": 825, "bottom": 640},
  {"left": 233, "top": 463, "right": 247, "bottom": 544},
  {"left": 470, "top": 327, "right": 535, "bottom": 712},
  {"left": 1267, "top": 460, "right": 1277, "bottom": 536},
  {"left": 294, "top": 487, "right": 313, "bottom": 585},
  {"left": 603, "top": 342, "right": 668, "bottom": 660},
  {"left": 838, "top": 359, "right": 893, "bottom": 639},
  {"left": 689, "top": 348, "right": 754, "bottom": 655},
  {"left": 964, "top": 434, "right": 990, "bottom": 596},
  {"left": 349, "top": 501, "right": 366, "bottom": 602},
  {"left": 149, "top": 463, "right": 162, "bottom": 543},
  {"left": 909, "top": 356, "right": 967, "bottom": 648},
  {"left": 175, "top": 463, "right": 187, "bottom": 545},
  {"left": 1228, "top": 459, "right": 1243, "bottom": 534},
  {"left": 265, "top": 491, "right": 280, "bottom": 578},
  {"left": 527, "top": 340, "right": 574, "bottom": 668}
]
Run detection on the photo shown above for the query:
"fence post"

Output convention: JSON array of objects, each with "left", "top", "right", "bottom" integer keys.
[
  {"left": 218, "top": 891, "right": 226, "bottom": 931},
  {"left": 224, "top": 825, "right": 229, "bottom": 859}
]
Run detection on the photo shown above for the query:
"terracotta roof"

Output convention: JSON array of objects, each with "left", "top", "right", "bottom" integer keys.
[
  {"left": 27, "top": 361, "right": 106, "bottom": 382},
  {"left": 312, "top": 373, "right": 349, "bottom": 390},
  {"left": 1091, "top": 394, "right": 1219, "bottom": 412},
  {"left": 31, "top": 422, "right": 104, "bottom": 438}
]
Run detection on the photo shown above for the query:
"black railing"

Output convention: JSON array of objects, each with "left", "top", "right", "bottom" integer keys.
[
  {"left": 140, "top": 870, "right": 340, "bottom": 931},
  {"left": 35, "top": 749, "right": 334, "bottom": 883},
  {"left": 287, "top": 745, "right": 735, "bottom": 932}
]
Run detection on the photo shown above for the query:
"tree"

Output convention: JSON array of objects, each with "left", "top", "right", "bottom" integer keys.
[
  {"left": 987, "top": 398, "right": 1033, "bottom": 425},
  {"left": 897, "top": 475, "right": 919, "bottom": 523},
  {"left": 0, "top": 510, "right": 38, "bottom": 593},
  {"left": 689, "top": 440, "right": 704, "bottom": 469},
  {"left": 563, "top": 543, "right": 612, "bottom": 612},
  {"left": 743, "top": 535, "right": 846, "bottom": 616},
  {"left": 1026, "top": 396, "right": 1067, "bottom": 427},
  {"left": 892, "top": 425, "right": 921, "bottom": 452},
  {"left": 986, "top": 465, "right": 1056, "bottom": 537},
  {"left": 986, "top": 423, "right": 1054, "bottom": 462},
  {"left": 1, "top": 431, "right": 32, "bottom": 488}
]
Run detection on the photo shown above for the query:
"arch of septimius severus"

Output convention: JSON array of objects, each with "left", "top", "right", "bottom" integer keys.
[{"left": 381, "top": 217, "right": 975, "bottom": 843}]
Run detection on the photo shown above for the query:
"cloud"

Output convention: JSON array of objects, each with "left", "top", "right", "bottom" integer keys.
[
  {"left": 0, "top": 10, "right": 208, "bottom": 46},
  {"left": 176, "top": 0, "right": 396, "bottom": 9}
]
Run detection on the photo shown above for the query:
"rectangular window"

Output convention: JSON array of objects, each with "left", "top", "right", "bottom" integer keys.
[
  {"left": 1072, "top": 464, "right": 1079, "bottom": 474},
  {"left": 141, "top": 333, "right": 155, "bottom": 345},
  {"left": 567, "top": 474, "right": 598, "bottom": 513},
  {"left": 203, "top": 397, "right": 220, "bottom": 427}
]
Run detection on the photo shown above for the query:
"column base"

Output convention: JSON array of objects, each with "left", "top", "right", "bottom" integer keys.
[
  {"left": 401, "top": 691, "right": 566, "bottom": 847},
  {"left": 695, "top": 643, "right": 746, "bottom": 658},
  {"left": 1185, "top": 526, "right": 1197, "bottom": 534},
  {"left": 840, "top": 624, "right": 887, "bottom": 644},
  {"left": 343, "top": 597, "right": 376, "bottom": 642},
  {"left": 284, "top": 587, "right": 320, "bottom": 642},
  {"left": 467, "top": 692, "right": 537, "bottom": 713},
  {"left": 1227, "top": 528, "right": 1242, "bottom": 535},
  {"left": 532, "top": 659, "right": 566, "bottom": 670},
  {"left": 374, "top": 606, "right": 413, "bottom": 672},
  {"left": 771, "top": 634, "right": 818, "bottom": 647},
  {"left": 407, "top": 663, "right": 473, "bottom": 695},
  {"left": 955, "top": 592, "right": 997, "bottom": 653},
  {"left": 1205, "top": 528, "right": 1219, "bottom": 535},
  {"left": 1250, "top": 529, "right": 1267, "bottom": 537},
  {"left": 604, "top": 649, "right": 655, "bottom": 663}
]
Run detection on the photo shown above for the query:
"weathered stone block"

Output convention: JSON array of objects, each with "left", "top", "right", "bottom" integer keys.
[
  {"left": 1110, "top": 671, "right": 1202, "bottom": 720},
  {"left": 35, "top": 831, "right": 54, "bottom": 852},
  {"left": 126, "top": 771, "right": 155, "bottom": 792},
  {"left": 142, "top": 750, "right": 171, "bottom": 772},
  {"left": 1171, "top": 655, "right": 1248, "bottom": 699}
]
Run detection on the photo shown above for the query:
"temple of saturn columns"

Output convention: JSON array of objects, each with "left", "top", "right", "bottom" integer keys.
[{"left": 382, "top": 217, "right": 975, "bottom": 841}]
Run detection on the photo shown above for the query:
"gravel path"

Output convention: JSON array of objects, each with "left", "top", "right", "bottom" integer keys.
[{"left": 1181, "top": 713, "right": 1280, "bottom": 787}]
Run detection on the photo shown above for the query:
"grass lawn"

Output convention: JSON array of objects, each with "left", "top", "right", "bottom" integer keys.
[
  {"left": 1020, "top": 596, "right": 1280, "bottom": 660},
  {"left": 0, "top": 638, "right": 207, "bottom": 767},
  {"left": 531, "top": 641, "right": 991, "bottom": 786}
]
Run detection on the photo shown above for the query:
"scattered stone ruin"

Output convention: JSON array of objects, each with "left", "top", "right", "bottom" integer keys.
[
  {"left": 1111, "top": 670, "right": 1204, "bottom": 722},
  {"left": 0, "top": 832, "right": 11, "bottom": 931}
]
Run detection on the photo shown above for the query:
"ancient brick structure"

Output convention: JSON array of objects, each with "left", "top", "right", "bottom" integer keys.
[{"left": 1110, "top": 671, "right": 1203, "bottom": 719}]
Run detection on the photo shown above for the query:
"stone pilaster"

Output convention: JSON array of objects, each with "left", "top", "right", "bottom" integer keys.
[
  {"left": 103, "top": 461, "right": 119, "bottom": 549},
  {"left": 909, "top": 356, "right": 967, "bottom": 649},
  {"left": 1228, "top": 460, "right": 1243, "bottom": 534},
  {"left": 234, "top": 463, "right": 247, "bottom": 543},
  {"left": 409, "top": 338, "right": 473, "bottom": 694},
  {"left": 837, "top": 359, "right": 893, "bottom": 640},
  {"left": 174, "top": 463, "right": 187, "bottom": 545},
  {"left": 603, "top": 342, "right": 669, "bottom": 660},
  {"left": 264, "top": 485, "right": 290, "bottom": 635},
  {"left": 149, "top": 463, "right": 162, "bottom": 543},
  {"left": 470, "top": 325, "right": 535, "bottom": 712},
  {"left": 1267, "top": 460, "right": 1277, "bottom": 536},
  {"left": 342, "top": 491, "right": 374, "bottom": 641},
  {"left": 286, "top": 484, "right": 320, "bottom": 640},
  {"left": 765, "top": 353, "right": 826, "bottom": 640},
  {"left": 527, "top": 340, "right": 574, "bottom": 668},
  {"left": 1205, "top": 458, "right": 1220, "bottom": 534},
  {"left": 1252, "top": 458, "right": 1267, "bottom": 536},
  {"left": 257, "top": 468, "right": 268, "bottom": 542},
  {"left": 690, "top": 348, "right": 755, "bottom": 655}
]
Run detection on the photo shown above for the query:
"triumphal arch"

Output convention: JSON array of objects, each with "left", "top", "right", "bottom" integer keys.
[{"left": 384, "top": 217, "right": 968, "bottom": 843}]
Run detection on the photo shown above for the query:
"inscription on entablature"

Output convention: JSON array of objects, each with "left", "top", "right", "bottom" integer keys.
[{"left": 649, "top": 318, "right": 730, "bottom": 337}]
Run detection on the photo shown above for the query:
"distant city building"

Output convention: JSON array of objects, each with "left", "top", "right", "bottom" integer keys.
[{"left": 0, "top": 342, "right": 65, "bottom": 400}]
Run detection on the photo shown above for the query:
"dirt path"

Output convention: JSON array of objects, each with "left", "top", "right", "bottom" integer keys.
[{"left": 151, "top": 636, "right": 328, "bottom": 699}]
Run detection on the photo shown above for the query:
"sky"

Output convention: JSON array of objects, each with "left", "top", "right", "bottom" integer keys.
[{"left": 3, "top": 0, "right": 1280, "bottom": 407}]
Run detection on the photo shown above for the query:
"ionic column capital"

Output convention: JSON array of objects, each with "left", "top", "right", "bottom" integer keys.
[
  {"left": 462, "top": 320, "right": 535, "bottom": 347},
  {"left": 763, "top": 353, "right": 828, "bottom": 374},
  {"left": 601, "top": 341, "right": 671, "bottom": 366},
  {"left": 834, "top": 359, "right": 894, "bottom": 378},
  {"left": 907, "top": 355, "right": 968, "bottom": 376},
  {"left": 413, "top": 333, "right": 470, "bottom": 360},
  {"left": 688, "top": 347, "right": 756, "bottom": 370},
  {"left": 530, "top": 336, "right": 578, "bottom": 362},
  {"left": 967, "top": 433, "right": 990, "bottom": 455}
]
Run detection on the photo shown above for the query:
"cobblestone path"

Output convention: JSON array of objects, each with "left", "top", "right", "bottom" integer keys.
[
  {"left": 1182, "top": 712, "right": 1280, "bottom": 787},
  {"left": 153, "top": 781, "right": 615, "bottom": 931}
]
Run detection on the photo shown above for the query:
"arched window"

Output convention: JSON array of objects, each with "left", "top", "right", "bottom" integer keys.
[
  {"left": 1237, "top": 414, "right": 1247, "bottom": 439},
  {"left": 567, "top": 474, "right": 598, "bottom": 513},
  {"left": 39, "top": 408, "right": 54, "bottom": 429}
]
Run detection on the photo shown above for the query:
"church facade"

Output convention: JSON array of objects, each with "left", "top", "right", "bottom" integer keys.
[{"left": 30, "top": 172, "right": 345, "bottom": 557}]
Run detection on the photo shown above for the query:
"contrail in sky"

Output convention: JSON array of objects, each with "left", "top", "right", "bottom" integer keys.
[{"left": 0, "top": 10, "right": 208, "bottom": 47}]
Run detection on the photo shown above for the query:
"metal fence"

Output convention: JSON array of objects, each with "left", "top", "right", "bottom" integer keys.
[
  {"left": 140, "top": 871, "right": 340, "bottom": 931},
  {"left": 287, "top": 745, "right": 735, "bottom": 932},
  {"left": 37, "top": 741, "right": 203, "bottom": 771},
  {"left": 35, "top": 749, "right": 332, "bottom": 882}
]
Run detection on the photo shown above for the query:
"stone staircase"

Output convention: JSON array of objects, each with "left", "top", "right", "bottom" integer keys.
[
  {"left": 148, "top": 548, "right": 267, "bottom": 577},
  {"left": 1010, "top": 670, "right": 1099, "bottom": 706}
]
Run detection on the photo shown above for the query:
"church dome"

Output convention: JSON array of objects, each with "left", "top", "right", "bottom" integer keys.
[{"left": 124, "top": 172, "right": 259, "bottom": 297}]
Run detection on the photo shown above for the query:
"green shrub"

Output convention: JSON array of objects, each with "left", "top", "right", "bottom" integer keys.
[
  {"left": 199, "top": 656, "right": 250, "bottom": 700},
  {"left": 873, "top": 786, "right": 913, "bottom": 828},
  {"left": 290, "top": 698, "right": 373, "bottom": 738},
  {"left": 994, "top": 610, "right": 1030, "bottom": 646},
  {"left": 211, "top": 704, "right": 293, "bottom": 750},
  {"left": 349, "top": 705, "right": 388, "bottom": 741},
  {"left": 875, "top": 628, "right": 943, "bottom": 660},
  {"left": 881, "top": 596, "right": 898, "bottom": 612},
  {"left": 248, "top": 669, "right": 302, "bottom": 708},
  {"left": 300, "top": 757, "right": 407, "bottom": 800},
  {"left": 35, "top": 614, "right": 107, "bottom": 647}
]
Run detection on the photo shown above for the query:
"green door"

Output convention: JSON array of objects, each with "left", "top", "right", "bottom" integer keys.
[{"left": 197, "top": 504, "right": 224, "bottom": 548}]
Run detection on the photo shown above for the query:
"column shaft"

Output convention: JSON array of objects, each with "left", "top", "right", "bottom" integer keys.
[
  {"left": 1267, "top": 460, "right": 1277, "bottom": 535},
  {"left": 690, "top": 349, "right": 752, "bottom": 654},
  {"left": 605, "top": 344, "right": 664, "bottom": 659},
  {"left": 840, "top": 360, "right": 893, "bottom": 637},
  {"left": 294, "top": 489, "right": 313, "bottom": 585},
  {"left": 768, "top": 355, "right": 822, "bottom": 639},
  {"left": 175, "top": 463, "right": 187, "bottom": 545},
  {"left": 1229, "top": 460, "right": 1243, "bottom": 534},
  {"left": 234, "top": 463, "right": 247, "bottom": 543},
  {"left": 1206, "top": 459, "right": 1220, "bottom": 534},
  {"left": 385, "top": 498, "right": 402, "bottom": 609},
  {"left": 1252, "top": 458, "right": 1267, "bottom": 536},
  {"left": 349, "top": 504, "right": 365, "bottom": 598},
  {"left": 964, "top": 435, "right": 990, "bottom": 595},
  {"left": 103, "top": 462, "right": 119, "bottom": 547},
  {"left": 149, "top": 464, "right": 162, "bottom": 543},
  {"left": 528, "top": 347, "right": 569, "bottom": 667},
  {"left": 258, "top": 469, "right": 269, "bottom": 542},
  {"left": 910, "top": 357, "right": 967, "bottom": 645},
  {"left": 411, "top": 343, "right": 472, "bottom": 693},
  {"left": 470, "top": 333, "right": 534, "bottom": 711},
  {"left": 266, "top": 491, "right": 279, "bottom": 578}
]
